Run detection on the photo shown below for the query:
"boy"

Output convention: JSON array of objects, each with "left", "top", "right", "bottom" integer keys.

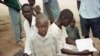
[
  {"left": 43, "top": 0, "right": 60, "bottom": 23},
  {"left": 24, "top": 13, "right": 60, "bottom": 56},
  {"left": 66, "top": 19, "right": 80, "bottom": 41},
  {"left": 48, "top": 9, "right": 93, "bottom": 56},
  {"left": 22, "top": 4, "right": 37, "bottom": 55},
  {"left": 28, "top": 0, "right": 42, "bottom": 16}
]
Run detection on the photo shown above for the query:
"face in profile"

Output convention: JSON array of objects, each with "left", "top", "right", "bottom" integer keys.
[
  {"left": 62, "top": 18, "right": 73, "bottom": 27},
  {"left": 36, "top": 20, "right": 49, "bottom": 37},
  {"left": 22, "top": 5, "right": 33, "bottom": 20}
]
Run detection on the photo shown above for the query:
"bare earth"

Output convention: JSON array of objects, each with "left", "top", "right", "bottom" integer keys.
[{"left": 0, "top": 0, "right": 100, "bottom": 56}]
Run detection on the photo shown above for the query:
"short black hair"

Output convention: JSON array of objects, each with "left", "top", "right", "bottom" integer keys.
[
  {"left": 21, "top": 3, "right": 31, "bottom": 10},
  {"left": 59, "top": 9, "right": 73, "bottom": 20}
]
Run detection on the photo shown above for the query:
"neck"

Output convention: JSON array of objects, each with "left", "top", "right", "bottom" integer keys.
[
  {"left": 28, "top": 17, "right": 32, "bottom": 27},
  {"left": 71, "top": 26, "right": 75, "bottom": 28},
  {"left": 55, "top": 20, "right": 62, "bottom": 29},
  {"left": 38, "top": 32, "right": 46, "bottom": 37}
]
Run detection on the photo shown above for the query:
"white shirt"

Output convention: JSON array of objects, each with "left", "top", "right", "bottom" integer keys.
[
  {"left": 48, "top": 23, "right": 68, "bottom": 54},
  {"left": 79, "top": 0, "right": 100, "bottom": 19},
  {"left": 24, "top": 16, "right": 37, "bottom": 55},
  {"left": 29, "top": 29, "right": 60, "bottom": 56},
  {"left": 48, "top": 23, "right": 78, "bottom": 56}
]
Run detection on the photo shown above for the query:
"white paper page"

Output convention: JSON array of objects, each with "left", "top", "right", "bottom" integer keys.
[{"left": 75, "top": 38, "right": 97, "bottom": 52}]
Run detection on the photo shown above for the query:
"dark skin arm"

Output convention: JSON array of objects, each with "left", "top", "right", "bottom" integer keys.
[
  {"left": 66, "top": 38, "right": 76, "bottom": 45},
  {"left": 44, "top": 3, "right": 54, "bottom": 23},
  {"left": 32, "top": 7, "right": 37, "bottom": 17},
  {"left": 61, "top": 48, "right": 93, "bottom": 55}
]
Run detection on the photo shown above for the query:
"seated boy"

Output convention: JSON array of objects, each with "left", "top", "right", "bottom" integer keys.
[
  {"left": 24, "top": 14, "right": 60, "bottom": 56},
  {"left": 66, "top": 19, "right": 80, "bottom": 41},
  {"left": 22, "top": 4, "right": 37, "bottom": 55},
  {"left": 48, "top": 9, "right": 93, "bottom": 56}
]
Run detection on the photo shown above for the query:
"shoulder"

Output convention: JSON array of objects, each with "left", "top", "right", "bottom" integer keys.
[
  {"left": 49, "top": 23, "right": 59, "bottom": 34},
  {"left": 74, "top": 26, "right": 78, "bottom": 30}
]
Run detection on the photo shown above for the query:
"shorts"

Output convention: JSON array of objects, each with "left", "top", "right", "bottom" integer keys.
[{"left": 80, "top": 16, "right": 100, "bottom": 38}]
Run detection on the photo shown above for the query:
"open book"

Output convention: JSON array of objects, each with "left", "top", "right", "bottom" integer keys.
[{"left": 75, "top": 38, "right": 97, "bottom": 52}]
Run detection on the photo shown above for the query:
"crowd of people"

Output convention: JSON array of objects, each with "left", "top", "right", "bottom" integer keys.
[{"left": 0, "top": 0, "right": 100, "bottom": 56}]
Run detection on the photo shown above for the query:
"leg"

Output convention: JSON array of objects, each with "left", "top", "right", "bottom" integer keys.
[
  {"left": 80, "top": 16, "right": 90, "bottom": 38},
  {"left": 91, "top": 17, "right": 100, "bottom": 39},
  {"left": 8, "top": 7, "right": 21, "bottom": 43}
]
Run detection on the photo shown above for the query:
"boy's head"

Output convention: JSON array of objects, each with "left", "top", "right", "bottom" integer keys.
[
  {"left": 36, "top": 14, "right": 49, "bottom": 37},
  {"left": 28, "top": 0, "right": 35, "bottom": 6},
  {"left": 22, "top": 4, "right": 33, "bottom": 20},
  {"left": 58, "top": 9, "right": 73, "bottom": 27},
  {"left": 34, "top": 5, "right": 41, "bottom": 14},
  {"left": 70, "top": 19, "right": 76, "bottom": 27}
]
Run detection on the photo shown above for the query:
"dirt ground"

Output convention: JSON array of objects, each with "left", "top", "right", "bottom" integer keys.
[{"left": 0, "top": 0, "right": 100, "bottom": 56}]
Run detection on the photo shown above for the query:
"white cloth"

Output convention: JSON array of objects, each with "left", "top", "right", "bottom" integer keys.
[
  {"left": 29, "top": 28, "right": 60, "bottom": 56},
  {"left": 24, "top": 16, "right": 37, "bottom": 55},
  {"left": 48, "top": 23, "right": 88, "bottom": 56},
  {"left": 79, "top": 0, "right": 100, "bottom": 19},
  {"left": 48, "top": 23, "right": 68, "bottom": 50}
]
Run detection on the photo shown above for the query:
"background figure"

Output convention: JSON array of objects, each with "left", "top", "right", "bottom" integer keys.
[
  {"left": 79, "top": 0, "right": 100, "bottom": 39},
  {"left": 77, "top": 0, "right": 81, "bottom": 10},
  {"left": 0, "top": 0, "right": 22, "bottom": 44},
  {"left": 66, "top": 19, "right": 80, "bottom": 41},
  {"left": 43, "top": 0, "right": 60, "bottom": 23}
]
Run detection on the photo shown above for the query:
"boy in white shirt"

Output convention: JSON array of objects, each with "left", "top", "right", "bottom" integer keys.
[
  {"left": 48, "top": 9, "right": 93, "bottom": 56},
  {"left": 22, "top": 4, "right": 37, "bottom": 55},
  {"left": 23, "top": 13, "right": 60, "bottom": 56}
]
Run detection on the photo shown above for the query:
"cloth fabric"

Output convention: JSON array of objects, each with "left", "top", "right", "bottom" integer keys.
[
  {"left": 66, "top": 26, "right": 80, "bottom": 41},
  {"left": 24, "top": 16, "right": 38, "bottom": 55},
  {"left": 79, "top": 0, "right": 100, "bottom": 18},
  {"left": 43, "top": 0, "right": 60, "bottom": 21},
  {"left": 8, "top": 7, "right": 22, "bottom": 43},
  {"left": 29, "top": 28, "right": 60, "bottom": 56},
  {"left": 80, "top": 16, "right": 100, "bottom": 38},
  {"left": 4, "top": 0, "right": 21, "bottom": 12}
]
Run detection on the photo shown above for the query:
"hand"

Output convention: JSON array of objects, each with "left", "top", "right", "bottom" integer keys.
[
  {"left": 81, "top": 50, "right": 93, "bottom": 55},
  {"left": 23, "top": 53, "right": 29, "bottom": 56},
  {"left": 92, "top": 52, "right": 99, "bottom": 56}
]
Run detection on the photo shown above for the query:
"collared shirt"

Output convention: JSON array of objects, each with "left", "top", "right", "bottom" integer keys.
[
  {"left": 30, "top": 28, "right": 60, "bottom": 56},
  {"left": 48, "top": 23, "right": 68, "bottom": 50},
  {"left": 43, "top": 0, "right": 60, "bottom": 20},
  {"left": 24, "top": 16, "right": 37, "bottom": 55},
  {"left": 48, "top": 23, "right": 77, "bottom": 56},
  {"left": 79, "top": 0, "right": 100, "bottom": 19}
]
